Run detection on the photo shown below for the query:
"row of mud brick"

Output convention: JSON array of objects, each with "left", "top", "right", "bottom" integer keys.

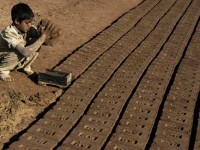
[{"left": 7, "top": 0, "right": 200, "bottom": 149}]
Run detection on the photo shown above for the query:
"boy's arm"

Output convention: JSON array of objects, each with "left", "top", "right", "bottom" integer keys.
[
  {"left": 16, "top": 21, "right": 55, "bottom": 57},
  {"left": 15, "top": 34, "right": 46, "bottom": 57}
]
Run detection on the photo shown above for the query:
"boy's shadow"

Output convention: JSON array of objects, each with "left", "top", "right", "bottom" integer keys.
[
  {"left": 28, "top": 72, "right": 38, "bottom": 83},
  {"left": 18, "top": 69, "right": 38, "bottom": 83}
]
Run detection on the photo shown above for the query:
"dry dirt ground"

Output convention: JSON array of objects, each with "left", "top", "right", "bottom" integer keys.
[{"left": 0, "top": 0, "right": 141, "bottom": 147}]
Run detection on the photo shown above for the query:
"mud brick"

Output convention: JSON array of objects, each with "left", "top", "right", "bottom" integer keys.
[
  {"left": 162, "top": 106, "right": 194, "bottom": 119},
  {"left": 118, "top": 63, "right": 139, "bottom": 71},
  {"left": 36, "top": 117, "right": 73, "bottom": 132},
  {"left": 140, "top": 76, "right": 168, "bottom": 87},
  {"left": 69, "top": 82, "right": 100, "bottom": 93},
  {"left": 87, "top": 65, "right": 113, "bottom": 73},
  {"left": 57, "top": 145, "right": 74, "bottom": 150},
  {"left": 111, "top": 42, "right": 134, "bottom": 53},
  {"left": 44, "top": 109, "right": 79, "bottom": 124},
  {"left": 113, "top": 70, "right": 137, "bottom": 78},
  {"left": 75, "top": 51, "right": 98, "bottom": 60},
  {"left": 52, "top": 103, "right": 84, "bottom": 115},
  {"left": 90, "top": 102, "right": 122, "bottom": 113},
  {"left": 80, "top": 73, "right": 108, "bottom": 83},
  {"left": 57, "top": 96, "right": 88, "bottom": 109},
  {"left": 80, "top": 44, "right": 105, "bottom": 55},
  {"left": 155, "top": 127, "right": 190, "bottom": 143},
  {"left": 102, "top": 84, "right": 133, "bottom": 96},
  {"left": 170, "top": 81, "right": 199, "bottom": 93},
  {"left": 100, "top": 52, "right": 122, "bottom": 62},
  {"left": 91, "top": 60, "right": 119, "bottom": 70},
  {"left": 97, "top": 90, "right": 130, "bottom": 102},
  {"left": 114, "top": 124, "right": 151, "bottom": 140},
  {"left": 172, "top": 78, "right": 199, "bottom": 88},
  {"left": 38, "top": 69, "right": 72, "bottom": 88},
  {"left": 129, "top": 95, "right": 158, "bottom": 107},
  {"left": 161, "top": 112, "right": 193, "bottom": 126},
  {"left": 123, "top": 110, "right": 156, "bottom": 122},
  {"left": 164, "top": 100, "right": 195, "bottom": 112},
  {"left": 66, "top": 53, "right": 91, "bottom": 64},
  {"left": 110, "top": 133, "right": 148, "bottom": 149},
  {"left": 97, "top": 36, "right": 120, "bottom": 46},
  {"left": 133, "top": 92, "right": 162, "bottom": 105},
  {"left": 126, "top": 102, "right": 158, "bottom": 116},
  {"left": 16, "top": 132, "right": 57, "bottom": 149},
  {"left": 111, "top": 76, "right": 137, "bottom": 86},
  {"left": 110, "top": 45, "right": 133, "bottom": 55},
  {"left": 113, "top": 40, "right": 134, "bottom": 51},
  {"left": 59, "top": 93, "right": 94, "bottom": 107},
  {"left": 8, "top": 140, "right": 44, "bottom": 150},
  {"left": 27, "top": 124, "right": 64, "bottom": 141},
  {"left": 81, "top": 114, "right": 115, "bottom": 128},
  {"left": 150, "top": 142, "right": 168, "bottom": 150},
  {"left": 128, "top": 100, "right": 160, "bottom": 114},
  {"left": 153, "top": 133, "right": 189, "bottom": 150},
  {"left": 119, "top": 118, "right": 153, "bottom": 131},
  {"left": 93, "top": 96, "right": 125, "bottom": 107},
  {"left": 77, "top": 120, "right": 111, "bottom": 136},
  {"left": 105, "top": 80, "right": 133, "bottom": 91},
  {"left": 87, "top": 107, "right": 120, "bottom": 120},
  {"left": 61, "top": 58, "right": 89, "bottom": 67},
  {"left": 105, "top": 141, "right": 140, "bottom": 150},
  {"left": 133, "top": 89, "right": 164, "bottom": 104},
  {"left": 81, "top": 70, "right": 110, "bottom": 80},
  {"left": 61, "top": 137, "right": 96, "bottom": 150},
  {"left": 75, "top": 76, "right": 102, "bottom": 87},
  {"left": 168, "top": 90, "right": 199, "bottom": 101},
  {"left": 157, "top": 120, "right": 191, "bottom": 134},
  {"left": 119, "top": 63, "right": 144, "bottom": 72},
  {"left": 87, "top": 39, "right": 110, "bottom": 51},
  {"left": 68, "top": 128, "right": 106, "bottom": 146},
  {"left": 65, "top": 86, "right": 97, "bottom": 98}
]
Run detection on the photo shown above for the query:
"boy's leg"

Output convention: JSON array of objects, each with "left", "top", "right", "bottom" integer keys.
[
  {"left": 22, "top": 52, "right": 38, "bottom": 75},
  {"left": 0, "top": 70, "right": 12, "bottom": 81},
  {"left": 0, "top": 52, "right": 20, "bottom": 81}
]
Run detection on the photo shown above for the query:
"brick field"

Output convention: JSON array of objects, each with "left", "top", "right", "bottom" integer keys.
[{"left": 4, "top": 0, "right": 200, "bottom": 149}]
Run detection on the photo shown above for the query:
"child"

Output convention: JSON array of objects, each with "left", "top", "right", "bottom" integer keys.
[{"left": 0, "top": 3, "right": 54, "bottom": 81}]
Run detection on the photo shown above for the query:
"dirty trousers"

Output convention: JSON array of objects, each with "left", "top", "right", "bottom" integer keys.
[{"left": 0, "top": 52, "right": 38, "bottom": 71}]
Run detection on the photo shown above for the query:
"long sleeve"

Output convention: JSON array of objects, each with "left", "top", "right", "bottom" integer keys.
[{"left": 15, "top": 34, "right": 46, "bottom": 57}]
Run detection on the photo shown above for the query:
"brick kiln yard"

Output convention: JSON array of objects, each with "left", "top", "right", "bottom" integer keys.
[{"left": 0, "top": 0, "right": 200, "bottom": 149}]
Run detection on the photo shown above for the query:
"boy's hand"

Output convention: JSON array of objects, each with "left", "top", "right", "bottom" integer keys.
[{"left": 37, "top": 19, "right": 60, "bottom": 44}]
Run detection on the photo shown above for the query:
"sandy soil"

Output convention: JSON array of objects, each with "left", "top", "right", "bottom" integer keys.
[{"left": 0, "top": 0, "right": 141, "bottom": 147}]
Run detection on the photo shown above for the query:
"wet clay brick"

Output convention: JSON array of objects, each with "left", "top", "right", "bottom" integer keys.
[
  {"left": 67, "top": 128, "right": 106, "bottom": 146},
  {"left": 8, "top": 140, "right": 45, "bottom": 150},
  {"left": 76, "top": 121, "right": 111, "bottom": 136},
  {"left": 27, "top": 124, "right": 65, "bottom": 141},
  {"left": 14, "top": 132, "right": 57, "bottom": 149},
  {"left": 80, "top": 114, "right": 115, "bottom": 128},
  {"left": 153, "top": 134, "right": 189, "bottom": 150},
  {"left": 105, "top": 141, "right": 140, "bottom": 150},
  {"left": 44, "top": 109, "right": 79, "bottom": 125},
  {"left": 36, "top": 117, "right": 73, "bottom": 132},
  {"left": 109, "top": 133, "right": 148, "bottom": 149},
  {"left": 61, "top": 137, "right": 95, "bottom": 150},
  {"left": 157, "top": 120, "right": 191, "bottom": 134}
]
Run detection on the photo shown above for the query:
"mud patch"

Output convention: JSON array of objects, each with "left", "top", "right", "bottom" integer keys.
[{"left": 0, "top": 88, "right": 62, "bottom": 145}]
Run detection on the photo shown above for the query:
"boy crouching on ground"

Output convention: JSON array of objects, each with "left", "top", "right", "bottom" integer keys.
[{"left": 0, "top": 3, "right": 57, "bottom": 81}]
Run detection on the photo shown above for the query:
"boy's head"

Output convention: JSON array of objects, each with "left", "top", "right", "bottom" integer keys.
[{"left": 11, "top": 3, "right": 34, "bottom": 33}]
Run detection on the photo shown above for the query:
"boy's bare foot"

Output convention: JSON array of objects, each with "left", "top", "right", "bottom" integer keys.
[
  {"left": 23, "top": 66, "right": 34, "bottom": 75},
  {"left": 0, "top": 73, "right": 13, "bottom": 81}
]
